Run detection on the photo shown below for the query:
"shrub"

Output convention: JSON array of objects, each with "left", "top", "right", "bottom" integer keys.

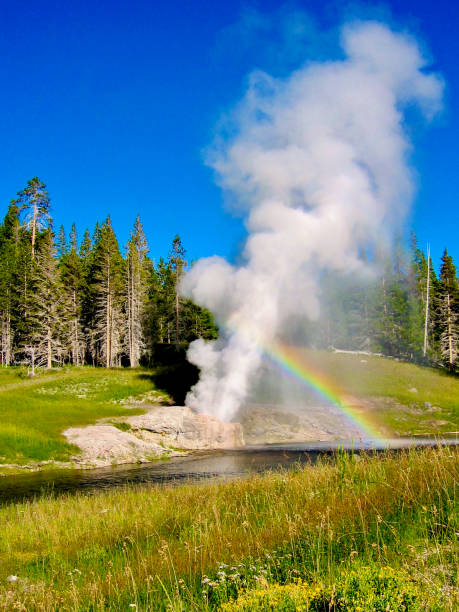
[{"left": 221, "top": 565, "right": 423, "bottom": 611}]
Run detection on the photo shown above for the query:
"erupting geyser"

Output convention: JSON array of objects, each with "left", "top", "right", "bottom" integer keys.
[{"left": 181, "top": 20, "right": 443, "bottom": 422}]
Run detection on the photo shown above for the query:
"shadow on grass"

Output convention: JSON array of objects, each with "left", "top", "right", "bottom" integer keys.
[{"left": 137, "top": 343, "right": 200, "bottom": 406}]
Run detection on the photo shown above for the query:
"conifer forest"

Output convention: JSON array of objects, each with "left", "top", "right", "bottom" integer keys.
[{"left": 0, "top": 177, "right": 457, "bottom": 373}]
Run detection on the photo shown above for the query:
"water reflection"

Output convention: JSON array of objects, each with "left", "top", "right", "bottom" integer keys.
[{"left": 0, "top": 438, "right": 456, "bottom": 506}]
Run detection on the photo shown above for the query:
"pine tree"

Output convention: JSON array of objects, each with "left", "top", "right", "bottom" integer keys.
[
  {"left": 28, "top": 230, "right": 64, "bottom": 369},
  {"left": 156, "top": 257, "right": 175, "bottom": 344},
  {"left": 79, "top": 228, "right": 98, "bottom": 364},
  {"left": 79, "top": 228, "right": 92, "bottom": 260},
  {"left": 69, "top": 223, "right": 78, "bottom": 252},
  {"left": 91, "top": 218, "right": 125, "bottom": 367},
  {"left": 13, "top": 177, "right": 51, "bottom": 259},
  {"left": 407, "top": 234, "right": 430, "bottom": 360},
  {"left": 372, "top": 260, "right": 407, "bottom": 357},
  {"left": 168, "top": 235, "right": 187, "bottom": 345},
  {"left": 0, "top": 204, "right": 21, "bottom": 365},
  {"left": 144, "top": 258, "right": 169, "bottom": 346},
  {"left": 340, "top": 278, "right": 372, "bottom": 351},
  {"left": 10, "top": 224, "right": 35, "bottom": 363},
  {"left": 125, "top": 216, "right": 150, "bottom": 367},
  {"left": 57, "top": 224, "right": 68, "bottom": 258},
  {"left": 60, "top": 236, "right": 84, "bottom": 365},
  {"left": 438, "top": 249, "right": 459, "bottom": 369},
  {"left": 181, "top": 299, "right": 218, "bottom": 342}
]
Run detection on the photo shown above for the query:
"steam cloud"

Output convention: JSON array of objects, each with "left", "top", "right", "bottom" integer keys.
[{"left": 181, "top": 21, "right": 443, "bottom": 422}]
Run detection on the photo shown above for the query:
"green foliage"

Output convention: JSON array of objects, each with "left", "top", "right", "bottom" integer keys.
[
  {"left": 437, "top": 249, "right": 459, "bottom": 369},
  {"left": 111, "top": 421, "right": 132, "bottom": 432},
  {"left": 0, "top": 180, "right": 218, "bottom": 369},
  {"left": 220, "top": 566, "right": 421, "bottom": 611},
  {"left": 89, "top": 217, "right": 126, "bottom": 367},
  {"left": 125, "top": 216, "right": 150, "bottom": 367},
  {"left": 316, "top": 235, "right": 458, "bottom": 370}
]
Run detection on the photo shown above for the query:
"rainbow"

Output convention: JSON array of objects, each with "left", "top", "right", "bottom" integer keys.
[{"left": 263, "top": 343, "right": 383, "bottom": 441}]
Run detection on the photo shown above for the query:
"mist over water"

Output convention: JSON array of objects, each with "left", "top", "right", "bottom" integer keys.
[{"left": 181, "top": 20, "right": 443, "bottom": 422}]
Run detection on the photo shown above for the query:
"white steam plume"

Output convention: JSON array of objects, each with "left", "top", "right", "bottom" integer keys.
[{"left": 182, "top": 21, "right": 443, "bottom": 422}]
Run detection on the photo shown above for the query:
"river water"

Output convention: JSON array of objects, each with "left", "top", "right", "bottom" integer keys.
[{"left": 0, "top": 438, "right": 456, "bottom": 506}]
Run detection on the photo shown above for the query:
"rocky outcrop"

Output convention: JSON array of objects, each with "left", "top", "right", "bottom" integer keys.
[
  {"left": 237, "top": 403, "right": 364, "bottom": 445},
  {"left": 64, "top": 424, "right": 171, "bottom": 467},
  {"left": 64, "top": 399, "right": 383, "bottom": 469},
  {"left": 127, "top": 405, "right": 245, "bottom": 450},
  {"left": 64, "top": 405, "right": 245, "bottom": 468}
]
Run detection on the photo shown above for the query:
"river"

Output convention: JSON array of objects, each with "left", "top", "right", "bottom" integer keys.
[{"left": 0, "top": 438, "right": 456, "bottom": 506}]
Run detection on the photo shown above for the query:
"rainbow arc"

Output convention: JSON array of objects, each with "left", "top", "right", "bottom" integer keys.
[{"left": 263, "top": 343, "right": 383, "bottom": 441}]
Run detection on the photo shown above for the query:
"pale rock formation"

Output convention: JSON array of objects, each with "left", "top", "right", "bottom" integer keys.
[
  {"left": 64, "top": 424, "right": 168, "bottom": 467},
  {"left": 238, "top": 403, "right": 364, "bottom": 445},
  {"left": 127, "top": 405, "right": 245, "bottom": 449},
  {"left": 64, "top": 405, "right": 245, "bottom": 468}
]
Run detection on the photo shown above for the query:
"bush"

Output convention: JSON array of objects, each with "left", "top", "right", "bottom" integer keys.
[{"left": 220, "top": 565, "right": 422, "bottom": 611}]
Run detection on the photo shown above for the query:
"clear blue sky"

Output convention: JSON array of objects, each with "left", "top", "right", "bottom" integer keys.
[{"left": 0, "top": 0, "right": 457, "bottom": 270}]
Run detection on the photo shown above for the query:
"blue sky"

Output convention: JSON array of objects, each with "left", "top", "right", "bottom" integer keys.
[{"left": 0, "top": 0, "right": 457, "bottom": 270}]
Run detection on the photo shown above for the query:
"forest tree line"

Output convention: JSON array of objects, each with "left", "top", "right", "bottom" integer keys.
[
  {"left": 0, "top": 177, "right": 457, "bottom": 373},
  {"left": 0, "top": 178, "right": 217, "bottom": 372},
  {"left": 315, "top": 235, "right": 458, "bottom": 371}
]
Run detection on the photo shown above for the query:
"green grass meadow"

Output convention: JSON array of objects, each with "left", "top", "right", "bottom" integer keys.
[
  {"left": 293, "top": 350, "right": 459, "bottom": 436},
  {"left": 0, "top": 367, "right": 170, "bottom": 465},
  {"left": 0, "top": 446, "right": 456, "bottom": 610}
]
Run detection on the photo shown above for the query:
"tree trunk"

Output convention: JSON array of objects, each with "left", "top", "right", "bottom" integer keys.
[
  {"left": 30, "top": 347, "right": 35, "bottom": 377},
  {"left": 382, "top": 276, "right": 387, "bottom": 315},
  {"left": 1, "top": 307, "right": 11, "bottom": 366},
  {"left": 175, "top": 267, "right": 180, "bottom": 345},
  {"left": 72, "top": 290, "right": 79, "bottom": 366},
  {"left": 47, "top": 326, "right": 52, "bottom": 369},
  {"left": 106, "top": 267, "right": 111, "bottom": 368},
  {"left": 446, "top": 293, "right": 453, "bottom": 366},
  {"left": 423, "top": 244, "right": 431, "bottom": 357},
  {"left": 31, "top": 195, "right": 37, "bottom": 259}
]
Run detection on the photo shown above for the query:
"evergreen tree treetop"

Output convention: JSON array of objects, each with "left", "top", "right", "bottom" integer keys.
[
  {"left": 79, "top": 229, "right": 92, "bottom": 259},
  {"left": 12, "top": 177, "right": 51, "bottom": 258},
  {"left": 92, "top": 221, "right": 101, "bottom": 246},
  {"left": 440, "top": 249, "right": 458, "bottom": 293},
  {"left": 57, "top": 225, "right": 69, "bottom": 258},
  {"left": 70, "top": 223, "right": 78, "bottom": 252},
  {"left": 0, "top": 203, "right": 21, "bottom": 245},
  {"left": 169, "top": 234, "right": 187, "bottom": 271},
  {"left": 13, "top": 178, "right": 51, "bottom": 225},
  {"left": 129, "top": 215, "right": 149, "bottom": 262}
]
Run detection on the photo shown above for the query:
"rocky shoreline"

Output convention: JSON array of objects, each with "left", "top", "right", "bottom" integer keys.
[
  {"left": 64, "top": 405, "right": 245, "bottom": 468},
  {"left": 62, "top": 399, "right": 372, "bottom": 468},
  {"left": 1, "top": 399, "right": 384, "bottom": 474}
]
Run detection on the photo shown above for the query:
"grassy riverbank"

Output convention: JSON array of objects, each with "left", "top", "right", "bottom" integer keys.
[
  {"left": 0, "top": 367, "right": 171, "bottom": 467},
  {"left": 0, "top": 354, "right": 458, "bottom": 470},
  {"left": 0, "top": 446, "right": 457, "bottom": 610},
  {"left": 286, "top": 350, "right": 459, "bottom": 436}
]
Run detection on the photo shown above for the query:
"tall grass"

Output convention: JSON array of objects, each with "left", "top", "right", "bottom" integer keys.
[{"left": 0, "top": 446, "right": 457, "bottom": 610}]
